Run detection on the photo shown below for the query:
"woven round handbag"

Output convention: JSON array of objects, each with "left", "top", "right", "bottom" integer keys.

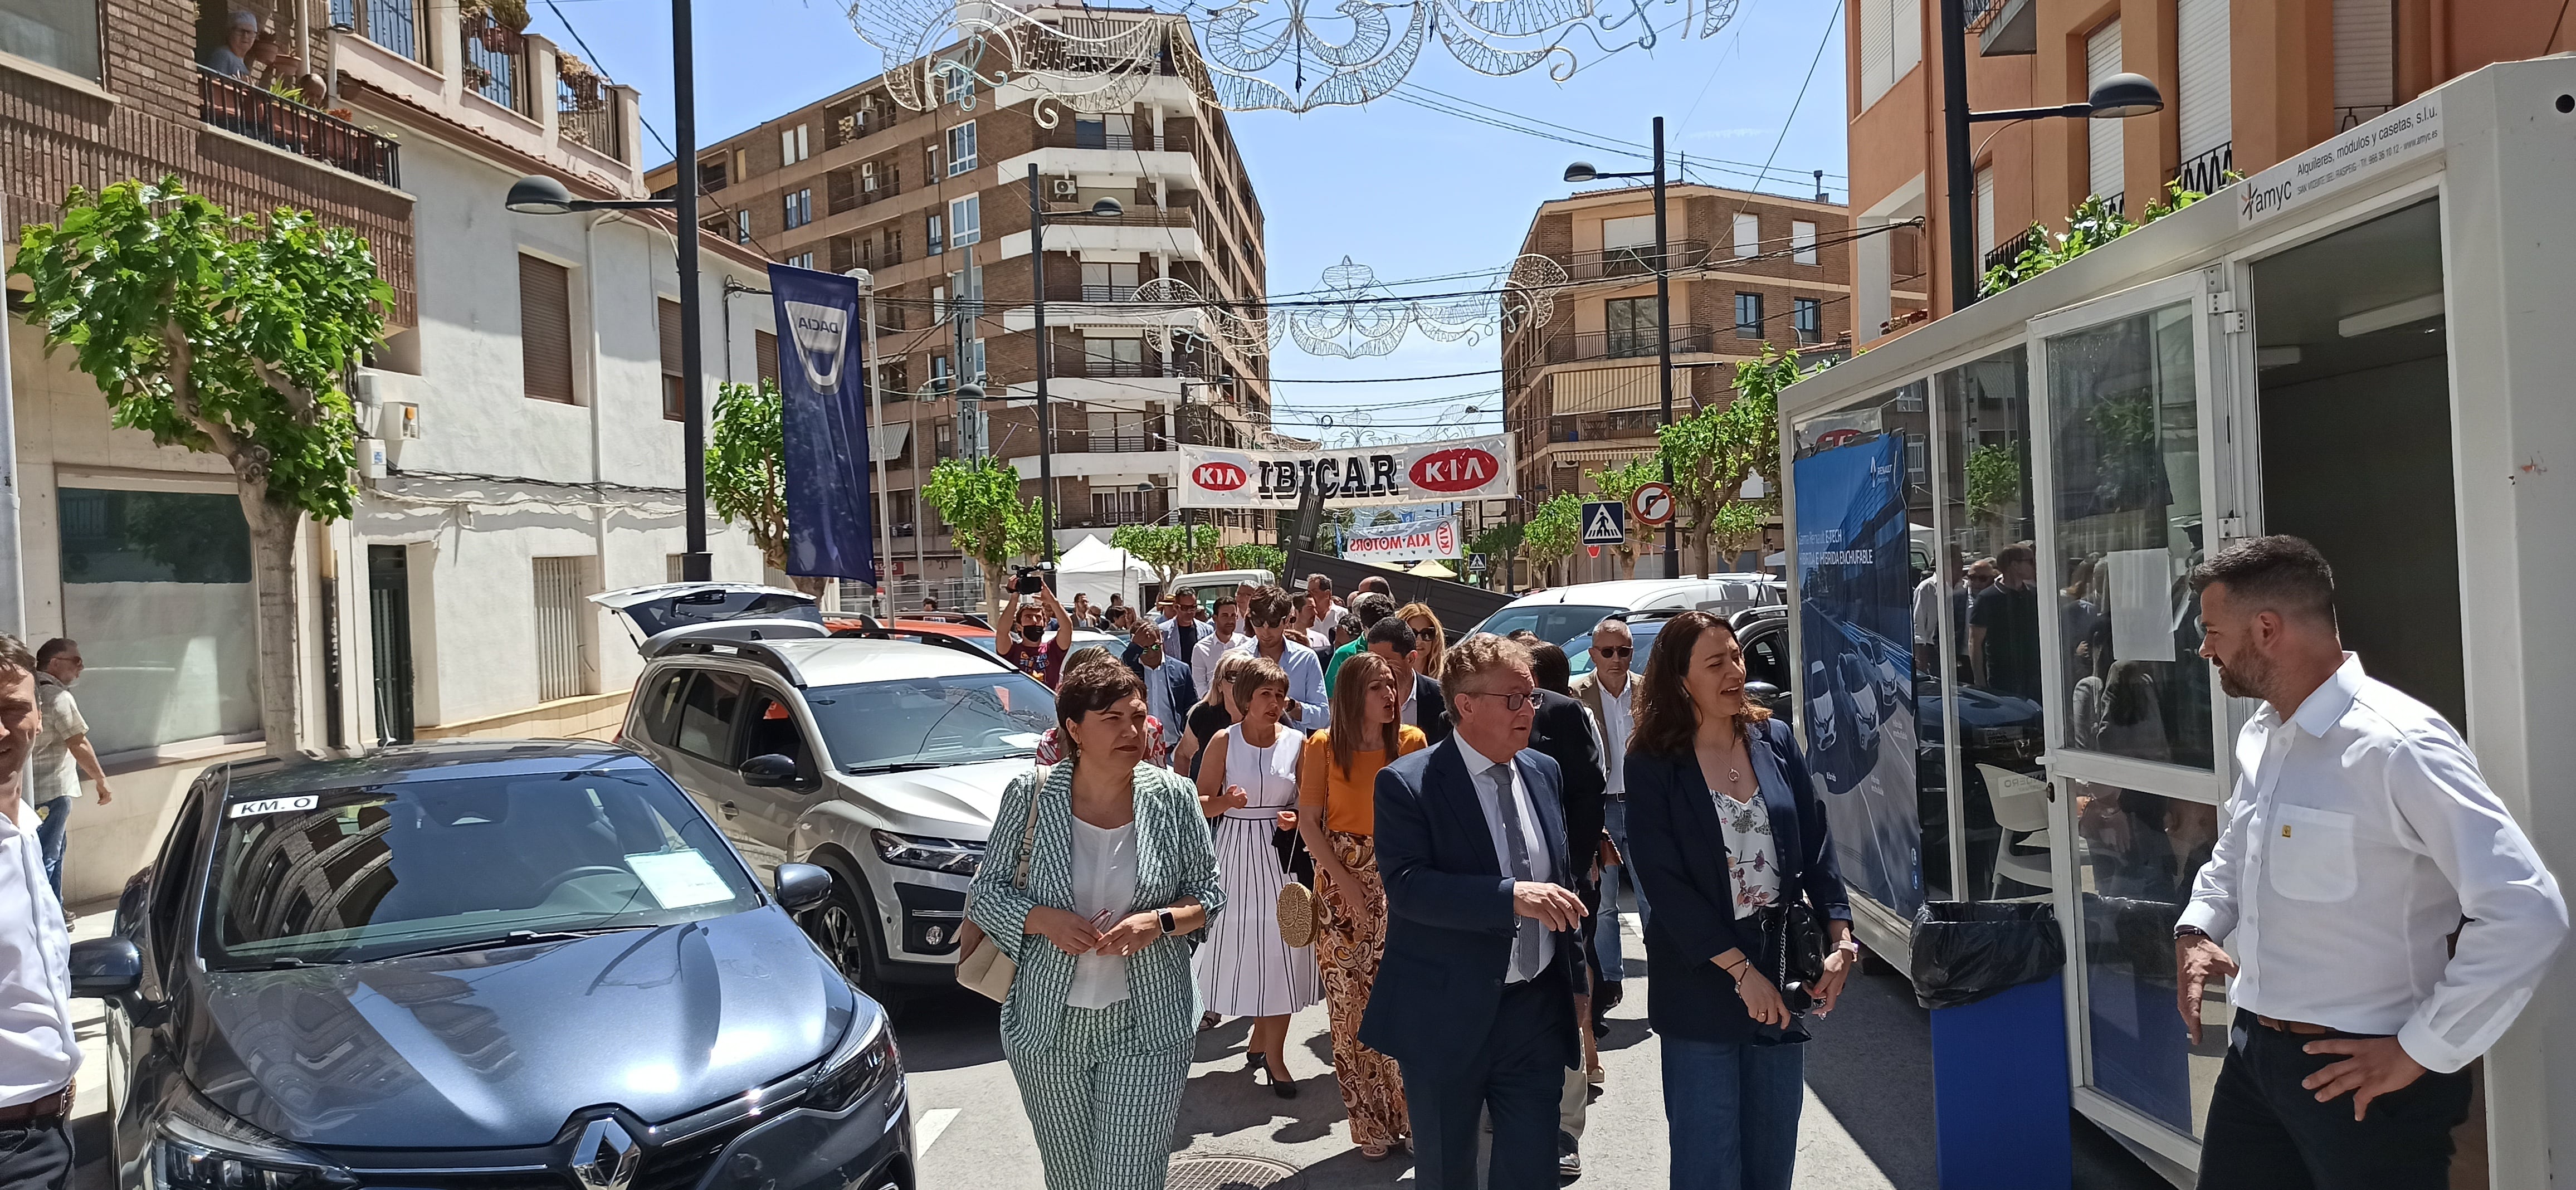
[{"left": 1277, "top": 880, "right": 1316, "bottom": 948}]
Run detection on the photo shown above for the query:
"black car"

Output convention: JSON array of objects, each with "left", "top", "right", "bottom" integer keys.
[{"left": 68, "top": 741, "right": 912, "bottom": 1190}]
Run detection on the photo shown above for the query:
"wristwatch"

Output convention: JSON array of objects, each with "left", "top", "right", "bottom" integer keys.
[
  {"left": 2174, "top": 924, "right": 2212, "bottom": 942},
  {"left": 1157, "top": 908, "right": 1177, "bottom": 935}
]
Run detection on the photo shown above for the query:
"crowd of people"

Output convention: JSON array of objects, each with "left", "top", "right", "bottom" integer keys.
[{"left": 969, "top": 573, "right": 1862, "bottom": 1190}]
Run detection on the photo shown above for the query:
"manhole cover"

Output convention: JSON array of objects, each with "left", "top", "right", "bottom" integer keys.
[{"left": 1165, "top": 1154, "right": 1304, "bottom": 1190}]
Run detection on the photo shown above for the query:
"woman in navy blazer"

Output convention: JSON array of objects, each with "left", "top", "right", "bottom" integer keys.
[{"left": 1622, "top": 612, "right": 1858, "bottom": 1190}]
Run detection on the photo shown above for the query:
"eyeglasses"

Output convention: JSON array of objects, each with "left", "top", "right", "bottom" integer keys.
[
  {"left": 1459, "top": 690, "right": 1538, "bottom": 713},
  {"left": 1594, "top": 646, "right": 1632, "bottom": 658}
]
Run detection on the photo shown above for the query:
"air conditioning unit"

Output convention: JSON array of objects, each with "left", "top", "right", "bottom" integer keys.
[{"left": 1051, "top": 179, "right": 1080, "bottom": 199}]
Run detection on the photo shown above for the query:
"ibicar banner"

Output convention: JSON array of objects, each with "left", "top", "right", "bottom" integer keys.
[
  {"left": 767, "top": 264, "right": 875, "bottom": 582},
  {"left": 1177, "top": 433, "right": 1515, "bottom": 509}
]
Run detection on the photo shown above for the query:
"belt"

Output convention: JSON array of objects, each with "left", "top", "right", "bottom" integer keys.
[
  {"left": 0, "top": 1090, "right": 67, "bottom": 1123},
  {"left": 1219, "top": 811, "right": 1281, "bottom": 821},
  {"left": 2254, "top": 1015, "right": 2335, "bottom": 1036}
]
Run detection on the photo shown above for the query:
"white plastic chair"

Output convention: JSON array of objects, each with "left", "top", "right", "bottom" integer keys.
[{"left": 1979, "top": 763, "right": 2055, "bottom": 896}]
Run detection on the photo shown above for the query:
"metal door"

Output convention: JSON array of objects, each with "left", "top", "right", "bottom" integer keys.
[
  {"left": 532, "top": 557, "right": 589, "bottom": 702},
  {"left": 368, "top": 545, "right": 415, "bottom": 744}
]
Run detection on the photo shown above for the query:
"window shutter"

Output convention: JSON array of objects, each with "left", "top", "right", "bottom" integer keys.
[
  {"left": 757, "top": 330, "right": 780, "bottom": 386},
  {"left": 2332, "top": 0, "right": 2393, "bottom": 121},
  {"left": 658, "top": 299, "right": 685, "bottom": 420},
  {"left": 1975, "top": 166, "right": 1996, "bottom": 254},
  {"left": 1733, "top": 212, "right": 1760, "bottom": 258},
  {"left": 2178, "top": 0, "right": 2233, "bottom": 160},
  {"left": 520, "top": 256, "right": 577, "bottom": 404},
  {"left": 2086, "top": 21, "right": 2125, "bottom": 207},
  {"left": 1860, "top": 0, "right": 1893, "bottom": 106}
]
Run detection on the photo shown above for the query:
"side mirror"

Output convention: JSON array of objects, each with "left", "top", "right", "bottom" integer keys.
[
  {"left": 1744, "top": 680, "right": 1785, "bottom": 710},
  {"left": 69, "top": 937, "right": 142, "bottom": 999},
  {"left": 774, "top": 862, "right": 834, "bottom": 913},
  {"left": 739, "top": 753, "right": 798, "bottom": 788}
]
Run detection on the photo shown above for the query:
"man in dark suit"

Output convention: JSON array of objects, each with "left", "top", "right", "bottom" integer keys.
[
  {"left": 1363, "top": 635, "right": 1586, "bottom": 1190},
  {"left": 1364, "top": 617, "right": 1452, "bottom": 745},
  {"left": 1520, "top": 639, "right": 1608, "bottom": 1173}
]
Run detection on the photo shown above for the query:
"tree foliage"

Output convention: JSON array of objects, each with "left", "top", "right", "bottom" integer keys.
[
  {"left": 13, "top": 177, "right": 390, "bottom": 757},
  {"left": 1980, "top": 182, "right": 2212, "bottom": 296},
  {"left": 1964, "top": 440, "right": 2022, "bottom": 520},
  {"left": 1109, "top": 523, "right": 1214, "bottom": 588},
  {"left": 705, "top": 379, "right": 789, "bottom": 574},
  {"left": 922, "top": 457, "right": 1046, "bottom": 618},
  {"left": 1220, "top": 543, "right": 1285, "bottom": 574},
  {"left": 1522, "top": 492, "right": 1582, "bottom": 584}
]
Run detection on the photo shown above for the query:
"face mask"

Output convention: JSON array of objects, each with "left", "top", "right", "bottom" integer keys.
[{"left": 1021, "top": 626, "right": 1044, "bottom": 642}]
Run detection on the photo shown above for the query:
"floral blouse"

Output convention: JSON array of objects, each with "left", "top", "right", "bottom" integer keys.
[{"left": 1715, "top": 789, "right": 1782, "bottom": 919}]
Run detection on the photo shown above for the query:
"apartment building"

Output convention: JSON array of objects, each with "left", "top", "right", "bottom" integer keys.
[
  {"left": 0, "top": 0, "right": 770, "bottom": 904},
  {"left": 1499, "top": 182, "right": 1851, "bottom": 577},
  {"left": 646, "top": 6, "right": 1274, "bottom": 592},
  {"left": 1846, "top": 0, "right": 2576, "bottom": 335}
]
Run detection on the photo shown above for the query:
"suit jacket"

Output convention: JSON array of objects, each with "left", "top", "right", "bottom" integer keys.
[
  {"left": 1409, "top": 673, "right": 1453, "bottom": 746},
  {"left": 965, "top": 763, "right": 1225, "bottom": 1053},
  {"left": 1530, "top": 689, "right": 1607, "bottom": 885},
  {"left": 1622, "top": 717, "right": 1852, "bottom": 1043},
  {"left": 1360, "top": 737, "right": 1584, "bottom": 1074}
]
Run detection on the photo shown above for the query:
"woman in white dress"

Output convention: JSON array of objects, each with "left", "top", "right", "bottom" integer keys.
[{"left": 1193, "top": 655, "right": 1323, "bottom": 1096}]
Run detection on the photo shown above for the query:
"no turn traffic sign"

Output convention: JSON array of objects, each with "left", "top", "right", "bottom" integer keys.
[{"left": 1629, "top": 481, "right": 1676, "bottom": 527}]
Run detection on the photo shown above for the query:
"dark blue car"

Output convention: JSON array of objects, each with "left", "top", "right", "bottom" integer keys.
[{"left": 69, "top": 741, "right": 912, "bottom": 1190}]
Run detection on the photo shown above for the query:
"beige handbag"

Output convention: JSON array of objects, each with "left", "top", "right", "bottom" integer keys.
[
  {"left": 1277, "top": 880, "right": 1316, "bottom": 948},
  {"left": 954, "top": 780, "right": 1042, "bottom": 1003}
]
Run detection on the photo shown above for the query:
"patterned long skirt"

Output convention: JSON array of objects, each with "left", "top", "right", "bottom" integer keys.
[{"left": 1317, "top": 830, "right": 1409, "bottom": 1148}]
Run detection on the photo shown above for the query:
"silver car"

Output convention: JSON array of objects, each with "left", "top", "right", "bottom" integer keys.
[{"left": 598, "top": 584, "right": 1052, "bottom": 1003}]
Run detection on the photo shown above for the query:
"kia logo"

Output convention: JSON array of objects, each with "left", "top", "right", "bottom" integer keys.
[
  {"left": 1409, "top": 448, "right": 1499, "bottom": 494},
  {"left": 1193, "top": 462, "right": 1247, "bottom": 491}
]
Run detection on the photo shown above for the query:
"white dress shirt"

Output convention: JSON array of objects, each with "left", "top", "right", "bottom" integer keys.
[
  {"left": 1595, "top": 676, "right": 1635, "bottom": 799},
  {"left": 0, "top": 797, "right": 76, "bottom": 1105},
  {"left": 1455, "top": 735, "right": 1554, "bottom": 983},
  {"left": 1398, "top": 677, "right": 1419, "bottom": 728},
  {"left": 2178, "top": 654, "right": 2568, "bottom": 1074},
  {"left": 1191, "top": 628, "right": 1248, "bottom": 696}
]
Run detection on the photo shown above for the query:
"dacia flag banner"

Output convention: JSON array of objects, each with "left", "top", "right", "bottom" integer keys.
[
  {"left": 768, "top": 265, "right": 875, "bottom": 582},
  {"left": 1792, "top": 433, "right": 1921, "bottom": 918},
  {"left": 1177, "top": 433, "right": 1515, "bottom": 510}
]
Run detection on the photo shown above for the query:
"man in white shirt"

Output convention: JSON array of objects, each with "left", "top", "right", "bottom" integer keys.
[
  {"left": 0, "top": 634, "right": 77, "bottom": 1190},
  {"left": 1188, "top": 598, "right": 1247, "bottom": 698},
  {"left": 1569, "top": 619, "right": 1642, "bottom": 1009},
  {"left": 1297, "top": 574, "right": 1346, "bottom": 652},
  {"left": 29, "top": 640, "right": 110, "bottom": 910},
  {"left": 2175, "top": 537, "right": 2565, "bottom": 1190},
  {"left": 1231, "top": 588, "right": 1327, "bottom": 728}
]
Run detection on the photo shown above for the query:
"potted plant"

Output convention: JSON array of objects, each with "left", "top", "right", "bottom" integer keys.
[{"left": 556, "top": 51, "right": 602, "bottom": 106}]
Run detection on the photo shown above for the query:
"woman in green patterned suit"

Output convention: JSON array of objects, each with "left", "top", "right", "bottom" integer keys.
[{"left": 968, "top": 657, "right": 1226, "bottom": 1190}]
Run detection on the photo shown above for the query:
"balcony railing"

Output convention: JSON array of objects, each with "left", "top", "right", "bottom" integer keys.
[
  {"left": 2172, "top": 141, "right": 2232, "bottom": 196},
  {"left": 1542, "top": 324, "right": 1716, "bottom": 365},
  {"left": 1549, "top": 240, "right": 1716, "bottom": 283},
  {"left": 1063, "top": 355, "right": 1202, "bottom": 379},
  {"left": 557, "top": 79, "right": 620, "bottom": 159},
  {"left": 1046, "top": 206, "right": 1199, "bottom": 231},
  {"left": 1081, "top": 284, "right": 1139, "bottom": 302},
  {"left": 461, "top": 16, "right": 530, "bottom": 115},
  {"left": 199, "top": 69, "right": 401, "bottom": 186},
  {"left": 332, "top": 0, "right": 430, "bottom": 65},
  {"left": 1983, "top": 225, "right": 2040, "bottom": 274},
  {"left": 1085, "top": 431, "right": 1154, "bottom": 452}
]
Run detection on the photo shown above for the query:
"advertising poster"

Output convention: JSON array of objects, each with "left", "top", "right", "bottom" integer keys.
[
  {"left": 1341, "top": 517, "right": 1461, "bottom": 565},
  {"left": 1792, "top": 433, "right": 1922, "bottom": 918},
  {"left": 767, "top": 265, "right": 875, "bottom": 582},
  {"left": 1177, "top": 434, "right": 1514, "bottom": 509}
]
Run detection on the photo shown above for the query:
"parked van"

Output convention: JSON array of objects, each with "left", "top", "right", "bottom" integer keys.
[
  {"left": 1169, "top": 567, "right": 1277, "bottom": 609},
  {"left": 1472, "top": 576, "right": 1785, "bottom": 647}
]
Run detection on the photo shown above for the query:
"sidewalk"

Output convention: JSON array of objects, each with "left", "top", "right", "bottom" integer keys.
[{"left": 67, "top": 898, "right": 116, "bottom": 1190}]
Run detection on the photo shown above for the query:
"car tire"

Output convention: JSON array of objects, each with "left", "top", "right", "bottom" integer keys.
[{"left": 804, "top": 863, "right": 900, "bottom": 1008}]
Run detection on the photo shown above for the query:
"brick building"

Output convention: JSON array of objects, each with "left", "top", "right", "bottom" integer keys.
[
  {"left": 1498, "top": 182, "right": 1852, "bottom": 578},
  {"left": 646, "top": 6, "right": 1273, "bottom": 592}
]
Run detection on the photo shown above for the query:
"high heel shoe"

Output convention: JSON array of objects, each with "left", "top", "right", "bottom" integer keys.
[{"left": 1256, "top": 1061, "right": 1298, "bottom": 1099}]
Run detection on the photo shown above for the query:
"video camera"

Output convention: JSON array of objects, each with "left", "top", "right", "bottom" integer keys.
[{"left": 1011, "top": 563, "right": 1055, "bottom": 596}]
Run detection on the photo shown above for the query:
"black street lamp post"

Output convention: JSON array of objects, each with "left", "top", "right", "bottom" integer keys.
[{"left": 1566, "top": 117, "right": 1680, "bottom": 579}]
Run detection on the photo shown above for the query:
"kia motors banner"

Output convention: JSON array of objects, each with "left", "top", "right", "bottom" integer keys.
[
  {"left": 1342, "top": 517, "right": 1462, "bottom": 565},
  {"left": 768, "top": 265, "right": 875, "bottom": 582},
  {"left": 1176, "top": 434, "right": 1515, "bottom": 509}
]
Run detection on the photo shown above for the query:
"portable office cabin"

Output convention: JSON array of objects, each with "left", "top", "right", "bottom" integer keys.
[{"left": 1775, "top": 57, "right": 2576, "bottom": 1185}]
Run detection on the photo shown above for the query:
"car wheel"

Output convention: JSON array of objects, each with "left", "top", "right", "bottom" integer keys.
[{"left": 804, "top": 865, "right": 897, "bottom": 1007}]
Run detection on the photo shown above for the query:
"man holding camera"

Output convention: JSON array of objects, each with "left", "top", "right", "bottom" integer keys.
[{"left": 999, "top": 577, "right": 1075, "bottom": 689}]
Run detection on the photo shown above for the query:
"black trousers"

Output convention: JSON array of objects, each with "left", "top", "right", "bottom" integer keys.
[
  {"left": 1399, "top": 966, "right": 1574, "bottom": 1190},
  {"left": 0, "top": 1116, "right": 71, "bottom": 1190},
  {"left": 2198, "top": 1010, "right": 2472, "bottom": 1190}
]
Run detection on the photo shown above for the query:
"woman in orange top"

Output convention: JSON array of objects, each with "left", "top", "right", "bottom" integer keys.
[{"left": 1295, "top": 651, "right": 1428, "bottom": 1160}]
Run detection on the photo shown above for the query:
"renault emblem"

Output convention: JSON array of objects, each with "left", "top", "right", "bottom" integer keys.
[{"left": 570, "top": 1118, "right": 643, "bottom": 1190}]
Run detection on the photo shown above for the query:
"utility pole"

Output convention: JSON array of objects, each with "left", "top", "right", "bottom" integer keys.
[
  {"left": 1650, "top": 116, "right": 1678, "bottom": 578},
  {"left": 672, "top": 0, "right": 710, "bottom": 582},
  {"left": 850, "top": 267, "right": 892, "bottom": 613},
  {"left": 1028, "top": 163, "right": 1058, "bottom": 565},
  {"left": 1940, "top": 0, "right": 1980, "bottom": 312}
]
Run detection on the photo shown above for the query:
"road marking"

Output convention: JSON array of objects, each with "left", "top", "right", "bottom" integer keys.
[{"left": 915, "top": 1108, "right": 959, "bottom": 1154}]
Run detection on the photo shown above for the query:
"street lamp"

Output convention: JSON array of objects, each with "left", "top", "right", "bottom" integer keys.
[
  {"left": 1940, "top": 0, "right": 2162, "bottom": 309},
  {"left": 1563, "top": 115, "right": 1679, "bottom": 578},
  {"left": 1027, "top": 162, "right": 1131, "bottom": 566},
  {"left": 502, "top": 0, "right": 717, "bottom": 581}
]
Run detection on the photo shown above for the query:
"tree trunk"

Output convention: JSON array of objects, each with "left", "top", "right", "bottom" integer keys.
[
  {"left": 240, "top": 490, "right": 305, "bottom": 760},
  {"left": 788, "top": 574, "right": 826, "bottom": 598}
]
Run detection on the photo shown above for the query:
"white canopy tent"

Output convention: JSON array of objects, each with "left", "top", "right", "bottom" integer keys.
[{"left": 1053, "top": 535, "right": 1153, "bottom": 608}]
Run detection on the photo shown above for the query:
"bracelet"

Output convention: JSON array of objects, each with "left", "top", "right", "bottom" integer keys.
[{"left": 1835, "top": 940, "right": 1863, "bottom": 955}]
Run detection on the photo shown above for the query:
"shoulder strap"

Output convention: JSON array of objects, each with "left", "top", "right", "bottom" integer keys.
[{"left": 1011, "top": 765, "right": 1047, "bottom": 890}]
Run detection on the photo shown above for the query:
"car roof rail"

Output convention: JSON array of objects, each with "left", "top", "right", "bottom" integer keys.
[
  {"left": 887, "top": 628, "right": 1014, "bottom": 671},
  {"left": 650, "top": 637, "right": 811, "bottom": 686}
]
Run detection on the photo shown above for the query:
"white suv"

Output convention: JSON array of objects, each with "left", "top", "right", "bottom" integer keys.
[{"left": 599, "top": 584, "right": 1053, "bottom": 1003}]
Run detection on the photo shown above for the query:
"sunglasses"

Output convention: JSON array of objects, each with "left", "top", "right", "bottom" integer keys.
[
  {"left": 1460, "top": 690, "right": 1538, "bottom": 713},
  {"left": 1594, "top": 646, "right": 1633, "bottom": 658}
]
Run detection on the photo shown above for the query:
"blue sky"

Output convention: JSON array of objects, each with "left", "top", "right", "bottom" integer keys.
[{"left": 526, "top": 0, "right": 1850, "bottom": 443}]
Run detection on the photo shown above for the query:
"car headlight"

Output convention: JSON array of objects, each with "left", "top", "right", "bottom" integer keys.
[
  {"left": 147, "top": 1078, "right": 355, "bottom": 1190},
  {"left": 806, "top": 1011, "right": 901, "bottom": 1114},
  {"left": 871, "top": 831, "right": 983, "bottom": 876}
]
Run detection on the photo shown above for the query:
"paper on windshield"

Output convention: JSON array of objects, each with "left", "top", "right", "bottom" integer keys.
[{"left": 626, "top": 850, "right": 734, "bottom": 909}]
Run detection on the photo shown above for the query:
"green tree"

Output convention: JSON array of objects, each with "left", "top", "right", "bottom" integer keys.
[
  {"left": 1467, "top": 520, "right": 1524, "bottom": 590},
  {"left": 1109, "top": 523, "right": 1216, "bottom": 590},
  {"left": 702, "top": 378, "right": 816, "bottom": 592},
  {"left": 14, "top": 178, "right": 389, "bottom": 757},
  {"left": 1219, "top": 543, "right": 1285, "bottom": 575},
  {"left": 921, "top": 457, "right": 1046, "bottom": 620},
  {"left": 1522, "top": 492, "right": 1582, "bottom": 587},
  {"left": 1963, "top": 441, "right": 2022, "bottom": 521},
  {"left": 1657, "top": 346, "right": 1806, "bottom": 575}
]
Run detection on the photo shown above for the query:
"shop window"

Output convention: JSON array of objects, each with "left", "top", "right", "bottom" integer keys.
[
  {"left": 9, "top": 0, "right": 100, "bottom": 79},
  {"left": 58, "top": 487, "right": 261, "bottom": 755}
]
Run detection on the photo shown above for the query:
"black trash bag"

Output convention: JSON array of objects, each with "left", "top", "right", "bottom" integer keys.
[{"left": 1909, "top": 900, "right": 2067, "bottom": 1010}]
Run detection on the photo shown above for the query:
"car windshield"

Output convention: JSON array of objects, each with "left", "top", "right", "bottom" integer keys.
[
  {"left": 1566, "top": 620, "right": 1666, "bottom": 677},
  {"left": 1476, "top": 604, "right": 1622, "bottom": 648},
  {"left": 804, "top": 671, "right": 1056, "bottom": 770},
  {"left": 203, "top": 768, "right": 762, "bottom": 968}
]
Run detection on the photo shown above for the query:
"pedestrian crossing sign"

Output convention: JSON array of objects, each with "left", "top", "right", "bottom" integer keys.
[{"left": 1581, "top": 500, "right": 1626, "bottom": 546}]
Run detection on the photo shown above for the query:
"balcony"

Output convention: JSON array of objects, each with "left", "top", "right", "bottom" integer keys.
[
  {"left": 1983, "top": 226, "right": 2040, "bottom": 275},
  {"left": 1082, "top": 284, "right": 1139, "bottom": 302},
  {"left": 331, "top": 0, "right": 430, "bottom": 65},
  {"left": 461, "top": 14, "right": 531, "bottom": 116},
  {"left": 1542, "top": 324, "right": 1717, "bottom": 365},
  {"left": 1060, "top": 354, "right": 1203, "bottom": 380},
  {"left": 199, "top": 69, "right": 401, "bottom": 186},
  {"left": 2172, "top": 141, "right": 2232, "bottom": 196},
  {"left": 1548, "top": 240, "right": 1715, "bottom": 283},
  {"left": 557, "top": 76, "right": 618, "bottom": 159}
]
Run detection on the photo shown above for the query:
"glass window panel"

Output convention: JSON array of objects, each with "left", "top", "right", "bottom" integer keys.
[
  {"left": 1936, "top": 346, "right": 2047, "bottom": 899},
  {"left": 2074, "top": 781, "right": 2226, "bottom": 1139},
  {"left": 58, "top": 487, "right": 261, "bottom": 754},
  {"left": 4, "top": 0, "right": 99, "bottom": 79},
  {"left": 2045, "top": 301, "right": 2213, "bottom": 769}
]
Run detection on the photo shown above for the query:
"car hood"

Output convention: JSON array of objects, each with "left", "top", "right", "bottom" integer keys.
[
  {"left": 186, "top": 909, "right": 859, "bottom": 1149},
  {"left": 830, "top": 755, "right": 1026, "bottom": 839}
]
